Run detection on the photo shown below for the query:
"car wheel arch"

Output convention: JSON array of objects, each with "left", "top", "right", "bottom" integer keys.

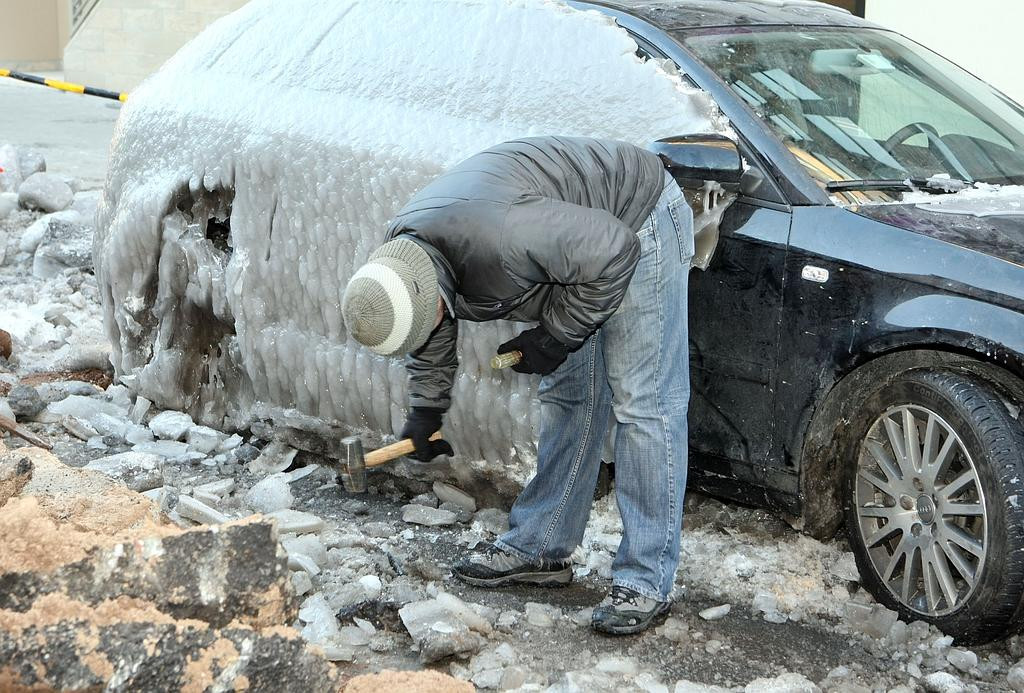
[{"left": 797, "top": 345, "right": 1024, "bottom": 540}]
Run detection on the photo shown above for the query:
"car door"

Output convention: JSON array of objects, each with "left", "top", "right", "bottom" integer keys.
[{"left": 684, "top": 151, "right": 793, "bottom": 508}]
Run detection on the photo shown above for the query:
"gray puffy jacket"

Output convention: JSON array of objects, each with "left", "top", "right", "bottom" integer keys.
[{"left": 386, "top": 136, "right": 667, "bottom": 411}]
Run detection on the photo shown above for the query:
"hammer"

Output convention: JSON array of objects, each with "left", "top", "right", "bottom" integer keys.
[{"left": 339, "top": 431, "right": 444, "bottom": 493}]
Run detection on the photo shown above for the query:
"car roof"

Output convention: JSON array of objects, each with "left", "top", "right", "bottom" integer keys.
[{"left": 581, "top": 0, "right": 878, "bottom": 30}]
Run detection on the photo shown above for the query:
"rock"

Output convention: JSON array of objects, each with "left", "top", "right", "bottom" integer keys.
[
  {"left": 0, "top": 144, "right": 21, "bottom": 192},
  {"left": 845, "top": 601, "right": 899, "bottom": 639},
  {"left": 17, "top": 148, "right": 45, "bottom": 178},
  {"left": 84, "top": 452, "right": 163, "bottom": 492},
  {"left": 744, "top": 672, "right": 821, "bottom": 692},
  {"left": 298, "top": 592, "right": 341, "bottom": 644},
  {"left": 402, "top": 503, "right": 457, "bottom": 526},
  {"left": 176, "top": 495, "right": 229, "bottom": 524},
  {"left": 267, "top": 509, "right": 325, "bottom": 534},
  {"left": 32, "top": 215, "right": 94, "bottom": 278},
  {"left": 17, "top": 172, "right": 73, "bottom": 213},
  {"left": 439, "top": 500, "right": 473, "bottom": 523},
  {"left": 186, "top": 425, "right": 224, "bottom": 454},
  {"left": 433, "top": 481, "right": 477, "bottom": 512},
  {"left": 0, "top": 399, "right": 14, "bottom": 422},
  {"left": 0, "top": 455, "right": 33, "bottom": 507},
  {"left": 149, "top": 410, "right": 195, "bottom": 440},
  {"left": 0, "top": 607, "right": 340, "bottom": 692},
  {"left": 473, "top": 507, "right": 510, "bottom": 535},
  {"left": 947, "top": 649, "right": 978, "bottom": 673},
  {"left": 345, "top": 671, "right": 473, "bottom": 693},
  {"left": 6, "top": 385, "right": 44, "bottom": 419},
  {"left": 0, "top": 513, "right": 296, "bottom": 629},
  {"left": 232, "top": 443, "right": 261, "bottom": 464},
  {"left": 250, "top": 440, "right": 298, "bottom": 474},
  {"left": 699, "top": 604, "right": 731, "bottom": 621},
  {"left": 70, "top": 188, "right": 100, "bottom": 221},
  {"left": 923, "top": 672, "right": 971, "bottom": 693},
  {"left": 18, "top": 210, "right": 79, "bottom": 253},
  {"left": 0, "top": 192, "right": 16, "bottom": 219},
  {"left": 399, "top": 594, "right": 489, "bottom": 663},
  {"left": 246, "top": 473, "right": 295, "bottom": 513},
  {"left": 0, "top": 329, "right": 11, "bottom": 360}
]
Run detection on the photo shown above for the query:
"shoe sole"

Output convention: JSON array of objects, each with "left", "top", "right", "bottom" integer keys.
[
  {"left": 453, "top": 568, "right": 573, "bottom": 588},
  {"left": 591, "top": 605, "right": 671, "bottom": 636}
]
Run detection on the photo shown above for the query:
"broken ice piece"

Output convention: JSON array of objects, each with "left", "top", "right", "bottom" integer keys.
[
  {"left": 176, "top": 495, "right": 229, "bottom": 525},
  {"left": 45, "top": 395, "right": 127, "bottom": 427},
  {"left": 125, "top": 425, "right": 155, "bottom": 446},
  {"left": 698, "top": 604, "right": 731, "bottom": 621},
  {"left": 288, "top": 553, "right": 321, "bottom": 576},
  {"left": 196, "top": 478, "right": 235, "bottom": 497},
  {"left": 192, "top": 489, "right": 221, "bottom": 506},
  {"left": 60, "top": 415, "right": 97, "bottom": 441},
  {"left": 266, "top": 509, "right": 325, "bottom": 534},
  {"left": 401, "top": 503, "right": 457, "bottom": 526},
  {"left": 291, "top": 570, "right": 314, "bottom": 597},
  {"left": 249, "top": 440, "right": 298, "bottom": 474},
  {"left": 84, "top": 452, "right": 163, "bottom": 492},
  {"left": 133, "top": 440, "right": 190, "bottom": 461},
  {"left": 186, "top": 425, "right": 224, "bottom": 454},
  {"left": 282, "top": 534, "right": 327, "bottom": 567},
  {"left": 432, "top": 481, "right": 477, "bottom": 513},
  {"left": 299, "top": 593, "right": 340, "bottom": 644},
  {"left": 286, "top": 465, "right": 317, "bottom": 483},
  {"left": 358, "top": 575, "right": 383, "bottom": 600},
  {"left": 128, "top": 396, "right": 151, "bottom": 424},
  {"left": 245, "top": 473, "right": 294, "bottom": 513},
  {"left": 338, "top": 625, "right": 370, "bottom": 647},
  {"left": 148, "top": 410, "right": 194, "bottom": 440},
  {"left": 217, "top": 433, "right": 243, "bottom": 452}
]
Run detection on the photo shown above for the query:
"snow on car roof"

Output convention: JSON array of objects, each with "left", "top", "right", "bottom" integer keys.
[{"left": 583, "top": 0, "right": 875, "bottom": 30}]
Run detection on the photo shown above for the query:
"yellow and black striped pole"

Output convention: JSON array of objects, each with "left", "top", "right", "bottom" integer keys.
[{"left": 0, "top": 69, "right": 127, "bottom": 102}]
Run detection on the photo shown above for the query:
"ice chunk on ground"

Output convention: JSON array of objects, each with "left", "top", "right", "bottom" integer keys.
[
  {"left": 402, "top": 503, "right": 457, "bottom": 526},
  {"left": 186, "top": 425, "right": 224, "bottom": 454},
  {"left": 249, "top": 440, "right": 297, "bottom": 474},
  {"left": 267, "top": 509, "right": 324, "bottom": 534},
  {"left": 744, "top": 672, "right": 821, "bottom": 692},
  {"left": 698, "top": 604, "right": 731, "bottom": 621},
  {"left": 298, "top": 593, "right": 340, "bottom": 644},
  {"left": 245, "top": 473, "right": 294, "bottom": 512},
  {"left": 399, "top": 593, "right": 490, "bottom": 663},
  {"left": 148, "top": 410, "right": 194, "bottom": 440},
  {"left": 32, "top": 216, "right": 94, "bottom": 279},
  {"left": 84, "top": 452, "right": 163, "bottom": 492},
  {"left": 18, "top": 172, "right": 73, "bottom": 213},
  {"left": 46, "top": 396, "right": 128, "bottom": 427},
  {"left": 94, "top": 0, "right": 729, "bottom": 491},
  {"left": 0, "top": 192, "right": 17, "bottom": 219}
]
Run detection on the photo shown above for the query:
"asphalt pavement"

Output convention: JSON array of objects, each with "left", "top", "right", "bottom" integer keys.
[{"left": 0, "top": 72, "right": 119, "bottom": 190}]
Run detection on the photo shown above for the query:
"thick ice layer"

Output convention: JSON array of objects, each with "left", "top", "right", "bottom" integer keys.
[
  {"left": 94, "top": 0, "right": 728, "bottom": 484},
  {"left": 900, "top": 182, "right": 1024, "bottom": 217}
]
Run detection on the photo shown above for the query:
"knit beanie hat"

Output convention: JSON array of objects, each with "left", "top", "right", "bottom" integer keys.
[{"left": 342, "top": 238, "right": 440, "bottom": 356}]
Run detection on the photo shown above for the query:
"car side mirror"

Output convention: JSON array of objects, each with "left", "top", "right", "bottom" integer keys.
[{"left": 651, "top": 134, "right": 743, "bottom": 190}]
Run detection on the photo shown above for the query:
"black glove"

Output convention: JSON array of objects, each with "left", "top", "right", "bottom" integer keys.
[
  {"left": 498, "top": 326, "right": 570, "bottom": 375},
  {"left": 401, "top": 406, "right": 455, "bottom": 462}
]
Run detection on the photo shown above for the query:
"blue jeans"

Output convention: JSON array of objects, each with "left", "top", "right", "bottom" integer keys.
[{"left": 496, "top": 175, "right": 694, "bottom": 601}]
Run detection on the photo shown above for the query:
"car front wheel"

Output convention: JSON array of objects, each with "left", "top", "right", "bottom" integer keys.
[{"left": 843, "top": 369, "right": 1024, "bottom": 643}]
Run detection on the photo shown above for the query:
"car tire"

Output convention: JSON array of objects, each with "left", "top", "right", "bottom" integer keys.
[{"left": 841, "top": 368, "right": 1024, "bottom": 643}]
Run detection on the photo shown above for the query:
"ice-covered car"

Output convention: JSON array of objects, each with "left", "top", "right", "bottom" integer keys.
[
  {"left": 95, "top": 0, "right": 1024, "bottom": 642},
  {"left": 575, "top": 0, "right": 1024, "bottom": 642}
]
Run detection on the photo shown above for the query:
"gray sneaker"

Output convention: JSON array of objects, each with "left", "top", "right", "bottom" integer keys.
[
  {"left": 452, "top": 543, "right": 572, "bottom": 587},
  {"left": 591, "top": 585, "right": 671, "bottom": 635}
]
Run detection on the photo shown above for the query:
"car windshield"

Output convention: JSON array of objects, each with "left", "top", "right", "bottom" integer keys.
[{"left": 683, "top": 27, "right": 1024, "bottom": 202}]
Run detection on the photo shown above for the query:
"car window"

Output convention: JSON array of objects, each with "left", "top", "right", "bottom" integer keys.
[{"left": 683, "top": 27, "right": 1024, "bottom": 199}]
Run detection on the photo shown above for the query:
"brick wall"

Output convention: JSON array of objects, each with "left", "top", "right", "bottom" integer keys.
[{"left": 63, "top": 0, "right": 248, "bottom": 92}]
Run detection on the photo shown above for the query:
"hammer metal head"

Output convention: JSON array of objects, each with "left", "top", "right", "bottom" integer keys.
[{"left": 340, "top": 435, "right": 367, "bottom": 493}]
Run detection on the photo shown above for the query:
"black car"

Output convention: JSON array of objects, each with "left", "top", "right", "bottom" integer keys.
[{"left": 571, "top": 0, "right": 1024, "bottom": 642}]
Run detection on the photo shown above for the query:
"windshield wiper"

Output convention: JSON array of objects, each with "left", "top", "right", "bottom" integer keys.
[{"left": 826, "top": 177, "right": 971, "bottom": 195}]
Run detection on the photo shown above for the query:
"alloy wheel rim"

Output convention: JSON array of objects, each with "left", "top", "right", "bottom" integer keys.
[{"left": 855, "top": 404, "right": 987, "bottom": 616}]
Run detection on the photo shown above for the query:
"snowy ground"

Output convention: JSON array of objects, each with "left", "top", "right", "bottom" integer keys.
[
  {"left": 2, "top": 181, "right": 1023, "bottom": 693},
  {"left": 2, "top": 88, "right": 1024, "bottom": 690}
]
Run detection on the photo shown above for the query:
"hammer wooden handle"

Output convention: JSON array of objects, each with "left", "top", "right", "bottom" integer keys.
[
  {"left": 365, "top": 431, "right": 443, "bottom": 467},
  {"left": 490, "top": 350, "right": 523, "bottom": 370},
  {"left": 0, "top": 414, "right": 53, "bottom": 450}
]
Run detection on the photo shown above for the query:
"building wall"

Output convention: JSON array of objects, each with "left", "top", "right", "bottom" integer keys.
[
  {"left": 64, "top": 0, "right": 247, "bottom": 92},
  {"left": 865, "top": 0, "right": 1024, "bottom": 104},
  {"left": 0, "top": 0, "right": 69, "bottom": 71}
]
